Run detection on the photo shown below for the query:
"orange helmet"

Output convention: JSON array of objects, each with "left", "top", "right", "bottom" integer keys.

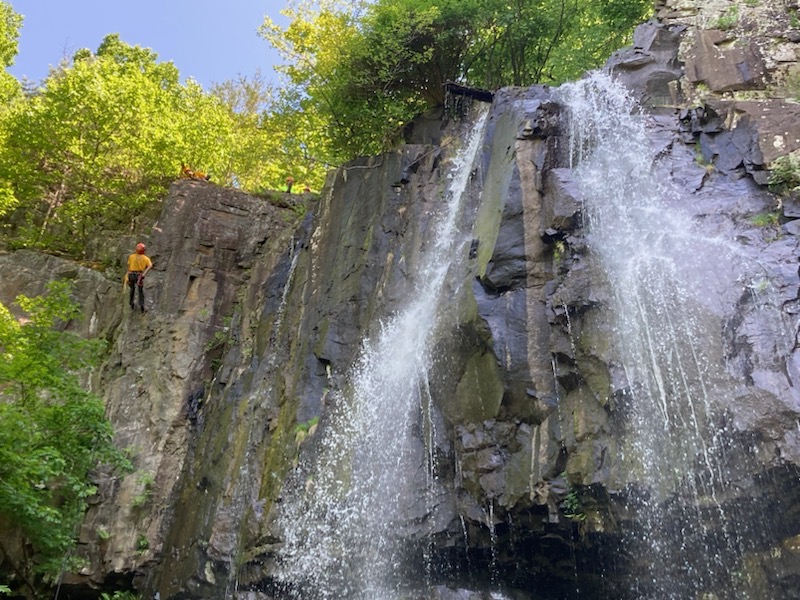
[{"left": 136, "top": 243, "right": 146, "bottom": 254}]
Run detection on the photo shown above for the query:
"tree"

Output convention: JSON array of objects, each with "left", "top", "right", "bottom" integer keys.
[
  {"left": 0, "top": 1, "right": 20, "bottom": 68},
  {"left": 0, "top": 282, "right": 130, "bottom": 594},
  {"left": 0, "top": 1, "right": 22, "bottom": 221},
  {"left": 261, "top": 0, "right": 653, "bottom": 160},
  {"left": 0, "top": 0, "right": 21, "bottom": 103},
  {"left": 545, "top": 0, "right": 654, "bottom": 83},
  {"left": 0, "top": 30, "right": 331, "bottom": 256},
  {"left": 260, "top": 0, "right": 386, "bottom": 163},
  {"left": 211, "top": 72, "right": 328, "bottom": 192},
  {"left": 466, "top": 0, "right": 578, "bottom": 87},
  {"left": 0, "top": 35, "right": 241, "bottom": 254}
]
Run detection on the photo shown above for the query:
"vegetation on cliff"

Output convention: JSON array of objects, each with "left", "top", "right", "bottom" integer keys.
[
  {"left": 0, "top": 0, "right": 651, "bottom": 259},
  {"left": 0, "top": 3, "right": 321, "bottom": 257},
  {"left": 0, "top": 282, "right": 131, "bottom": 594},
  {"left": 261, "top": 0, "right": 653, "bottom": 160},
  {"left": 0, "top": 27, "right": 318, "bottom": 256}
]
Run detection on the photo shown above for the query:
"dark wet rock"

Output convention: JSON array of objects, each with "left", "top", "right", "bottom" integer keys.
[
  {"left": 542, "top": 168, "right": 582, "bottom": 235},
  {"left": 480, "top": 172, "right": 527, "bottom": 291},
  {"left": 784, "top": 195, "right": 800, "bottom": 219},
  {"left": 706, "top": 99, "right": 800, "bottom": 165},
  {"left": 685, "top": 29, "right": 767, "bottom": 92},
  {"left": 605, "top": 20, "right": 686, "bottom": 107}
]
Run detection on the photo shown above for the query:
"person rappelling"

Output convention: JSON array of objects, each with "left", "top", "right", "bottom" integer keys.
[{"left": 124, "top": 242, "right": 153, "bottom": 312}]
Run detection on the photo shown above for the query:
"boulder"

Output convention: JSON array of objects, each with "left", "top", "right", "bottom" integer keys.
[{"left": 684, "top": 29, "right": 767, "bottom": 92}]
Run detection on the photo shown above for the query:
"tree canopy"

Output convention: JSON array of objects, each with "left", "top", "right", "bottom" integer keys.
[
  {"left": 0, "top": 281, "right": 131, "bottom": 592},
  {"left": 0, "top": 0, "right": 652, "bottom": 257},
  {"left": 261, "top": 0, "right": 653, "bottom": 160},
  {"left": 0, "top": 31, "right": 324, "bottom": 256},
  {"left": 0, "top": 0, "right": 21, "bottom": 103},
  {"left": 0, "top": 32, "right": 255, "bottom": 254}
]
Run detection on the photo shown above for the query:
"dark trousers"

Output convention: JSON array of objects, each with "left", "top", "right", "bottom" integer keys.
[{"left": 128, "top": 272, "right": 144, "bottom": 309}]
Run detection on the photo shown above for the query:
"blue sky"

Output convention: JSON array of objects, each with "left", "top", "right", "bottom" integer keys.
[{"left": 7, "top": 0, "right": 289, "bottom": 89}]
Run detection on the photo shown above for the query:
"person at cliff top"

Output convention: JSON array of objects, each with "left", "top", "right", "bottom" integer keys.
[
  {"left": 286, "top": 176, "right": 295, "bottom": 193},
  {"left": 125, "top": 242, "right": 153, "bottom": 313},
  {"left": 181, "top": 163, "right": 211, "bottom": 181}
]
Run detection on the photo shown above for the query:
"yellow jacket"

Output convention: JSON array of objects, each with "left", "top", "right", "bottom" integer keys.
[{"left": 127, "top": 253, "right": 152, "bottom": 273}]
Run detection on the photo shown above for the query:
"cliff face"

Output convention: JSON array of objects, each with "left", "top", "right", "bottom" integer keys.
[
  {"left": 2, "top": 1, "right": 800, "bottom": 599},
  {"left": 0, "top": 182, "right": 306, "bottom": 595}
]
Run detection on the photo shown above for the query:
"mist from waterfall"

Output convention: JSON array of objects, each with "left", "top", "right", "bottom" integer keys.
[
  {"left": 559, "top": 72, "right": 758, "bottom": 598},
  {"left": 273, "top": 108, "right": 489, "bottom": 599}
]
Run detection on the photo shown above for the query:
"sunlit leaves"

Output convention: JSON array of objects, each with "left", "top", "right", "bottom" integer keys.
[
  {"left": 0, "top": 183, "right": 17, "bottom": 219},
  {"left": 0, "top": 1, "right": 20, "bottom": 69},
  {"left": 260, "top": 0, "right": 436, "bottom": 160},
  {"left": 0, "top": 35, "right": 246, "bottom": 254},
  {"left": 0, "top": 2, "right": 21, "bottom": 105},
  {"left": 260, "top": 0, "right": 652, "bottom": 162},
  {"left": 0, "top": 0, "right": 653, "bottom": 255},
  {"left": 546, "top": 0, "right": 653, "bottom": 83},
  {"left": 0, "top": 282, "right": 130, "bottom": 583}
]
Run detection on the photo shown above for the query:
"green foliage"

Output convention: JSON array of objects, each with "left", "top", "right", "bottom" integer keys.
[
  {"left": 204, "top": 315, "right": 233, "bottom": 352},
  {"left": 211, "top": 72, "right": 325, "bottom": 192},
  {"left": 0, "top": 1, "right": 21, "bottom": 69},
  {"left": 100, "top": 591, "right": 141, "bottom": 600},
  {"left": 748, "top": 276, "right": 769, "bottom": 294},
  {"left": 768, "top": 153, "right": 800, "bottom": 194},
  {"left": 130, "top": 471, "right": 155, "bottom": 508},
  {"left": 260, "top": 0, "right": 397, "bottom": 162},
  {"left": 0, "top": 34, "right": 241, "bottom": 254},
  {"left": 0, "top": 2, "right": 21, "bottom": 104},
  {"left": 0, "top": 182, "right": 17, "bottom": 220},
  {"left": 553, "top": 239, "right": 566, "bottom": 262},
  {"left": 714, "top": 6, "right": 739, "bottom": 30},
  {"left": 751, "top": 212, "right": 780, "bottom": 228},
  {"left": 791, "top": 9, "right": 800, "bottom": 30},
  {"left": 294, "top": 416, "right": 319, "bottom": 434},
  {"left": 0, "top": 281, "right": 131, "bottom": 583},
  {"left": 0, "top": 0, "right": 653, "bottom": 256},
  {"left": 0, "top": 32, "right": 325, "bottom": 257},
  {"left": 261, "top": 0, "right": 652, "bottom": 161},
  {"left": 545, "top": 0, "right": 654, "bottom": 84},
  {"left": 0, "top": 33, "right": 319, "bottom": 256},
  {"left": 562, "top": 489, "right": 587, "bottom": 521},
  {"left": 294, "top": 416, "right": 320, "bottom": 446},
  {"left": 0, "top": 2, "right": 22, "bottom": 205}
]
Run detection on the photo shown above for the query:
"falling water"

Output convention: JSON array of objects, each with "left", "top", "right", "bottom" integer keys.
[
  {"left": 272, "top": 241, "right": 301, "bottom": 338},
  {"left": 274, "top": 107, "right": 489, "bottom": 599},
  {"left": 559, "top": 72, "right": 758, "bottom": 598}
]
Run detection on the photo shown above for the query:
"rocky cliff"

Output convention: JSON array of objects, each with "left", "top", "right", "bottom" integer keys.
[
  {"left": 2, "top": 0, "right": 800, "bottom": 598},
  {"left": 0, "top": 182, "right": 308, "bottom": 596}
]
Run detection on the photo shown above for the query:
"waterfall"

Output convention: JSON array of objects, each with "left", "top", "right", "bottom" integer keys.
[
  {"left": 559, "top": 72, "right": 759, "bottom": 598},
  {"left": 274, "top": 107, "right": 489, "bottom": 599}
]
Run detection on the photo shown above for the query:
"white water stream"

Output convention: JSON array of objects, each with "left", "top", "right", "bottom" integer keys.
[
  {"left": 274, "top": 108, "right": 489, "bottom": 599},
  {"left": 559, "top": 72, "right": 755, "bottom": 598}
]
